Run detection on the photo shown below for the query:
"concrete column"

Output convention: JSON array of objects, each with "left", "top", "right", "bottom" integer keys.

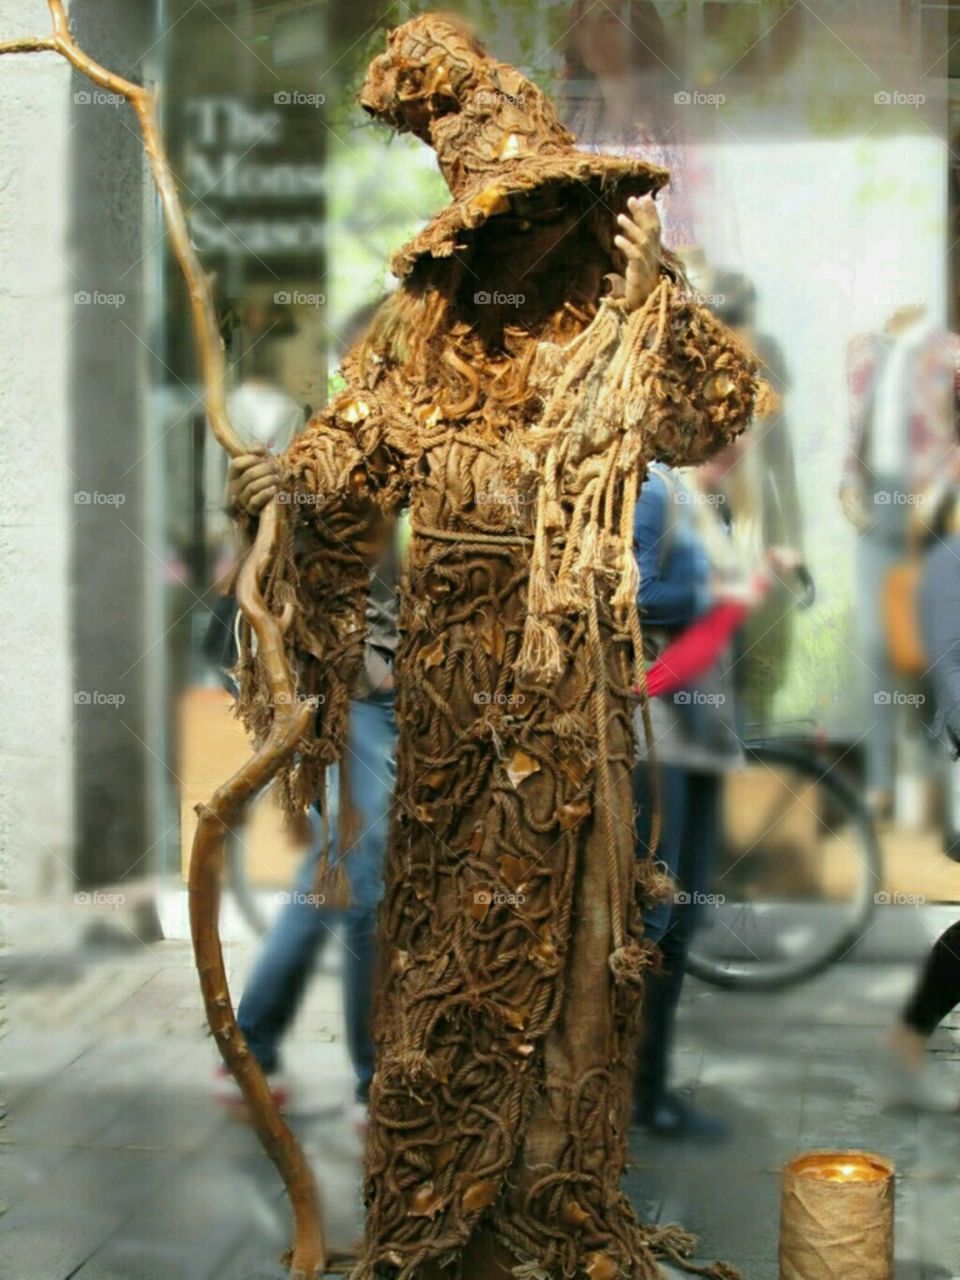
[{"left": 0, "top": 0, "right": 155, "bottom": 910}]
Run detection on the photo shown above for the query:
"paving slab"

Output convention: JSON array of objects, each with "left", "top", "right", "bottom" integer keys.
[{"left": 8, "top": 938, "right": 960, "bottom": 1279}]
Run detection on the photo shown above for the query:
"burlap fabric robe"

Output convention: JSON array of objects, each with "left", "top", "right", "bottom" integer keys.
[{"left": 251, "top": 286, "right": 755, "bottom": 1280}]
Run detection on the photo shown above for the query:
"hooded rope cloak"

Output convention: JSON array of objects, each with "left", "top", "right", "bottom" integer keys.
[{"left": 235, "top": 15, "right": 758, "bottom": 1280}]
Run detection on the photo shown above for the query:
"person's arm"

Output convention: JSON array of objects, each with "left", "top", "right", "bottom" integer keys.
[
  {"left": 642, "top": 600, "right": 749, "bottom": 697},
  {"left": 840, "top": 333, "right": 876, "bottom": 528},
  {"left": 634, "top": 474, "right": 710, "bottom": 629}
]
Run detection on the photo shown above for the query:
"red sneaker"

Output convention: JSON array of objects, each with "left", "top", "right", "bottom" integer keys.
[{"left": 212, "top": 1065, "right": 291, "bottom": 1119}]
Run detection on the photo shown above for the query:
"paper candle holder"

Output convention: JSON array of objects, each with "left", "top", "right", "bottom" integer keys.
[{"left": 779, "top": 1149, "right": 894, "bottom": 1280}]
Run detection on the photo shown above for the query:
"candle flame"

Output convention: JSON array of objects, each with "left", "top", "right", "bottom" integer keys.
[{"left": 788, "top": 1151, "right": 892, "bottom": 1185}]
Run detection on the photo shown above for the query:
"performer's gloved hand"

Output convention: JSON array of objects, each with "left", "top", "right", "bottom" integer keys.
[
  {"left": 614, "top": 194, "right": 662, "bottom": 312},
  {"left": 227, "top": 444, "right": 282, "bottom": 515}
]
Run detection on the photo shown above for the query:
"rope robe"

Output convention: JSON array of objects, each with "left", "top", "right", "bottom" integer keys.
[
  {"left": 236, "top": 269, "right": 757, "bottom": 1280},
  {"left": 233, "top": 15, "right": 761, "bottom": 1279}
]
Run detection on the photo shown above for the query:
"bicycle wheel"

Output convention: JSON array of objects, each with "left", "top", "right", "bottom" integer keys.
[{"left": 685, "top": 741, "right": 882, "bottom": 991}]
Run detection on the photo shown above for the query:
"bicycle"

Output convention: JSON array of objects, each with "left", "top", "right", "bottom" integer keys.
[{"left": 685, "top": 568, "right": 884, "bottom": 991}]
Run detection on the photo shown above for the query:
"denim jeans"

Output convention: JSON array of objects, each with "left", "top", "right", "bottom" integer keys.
[
  {"left": 633, "top": 762, "right": 720, "bottom": 1115},
  {"left": 237, "top": 695, "right": 397, "bottom": 1101}
]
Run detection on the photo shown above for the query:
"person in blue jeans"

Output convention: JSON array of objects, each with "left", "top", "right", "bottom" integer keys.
[
  {"left": 231, "top": 693, "right": 396, "bottom": 1116},
  {"left": 631, "top": 461, "right": 749, "bottom": 1141}
]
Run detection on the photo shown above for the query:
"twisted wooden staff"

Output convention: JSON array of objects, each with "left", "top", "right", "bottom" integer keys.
[{"left": 1, "top": 4, "right": 326, "bottom": 1275}]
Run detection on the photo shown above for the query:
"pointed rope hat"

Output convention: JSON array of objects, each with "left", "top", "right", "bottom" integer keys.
[{"left": 359, "top": 13, "right": 669, "bottom": 280}]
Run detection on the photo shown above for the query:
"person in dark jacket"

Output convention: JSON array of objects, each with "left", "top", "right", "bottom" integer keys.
[{"left": 879, "top": 494, "right": 960, "bottom": 1112}]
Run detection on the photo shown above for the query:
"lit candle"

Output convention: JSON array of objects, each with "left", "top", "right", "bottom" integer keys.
[{"left": 779, "top": 1149, "right": 894, "bottom": 1279}]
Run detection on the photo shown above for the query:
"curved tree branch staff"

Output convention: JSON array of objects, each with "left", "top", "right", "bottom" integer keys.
[{"left": 230, "top": 14, "right": 760, "bottom": 1279}]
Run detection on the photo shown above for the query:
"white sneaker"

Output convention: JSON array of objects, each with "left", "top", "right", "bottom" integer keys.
[{"left": 874, "top": 1045, "right": 959, "bottom": 1113}]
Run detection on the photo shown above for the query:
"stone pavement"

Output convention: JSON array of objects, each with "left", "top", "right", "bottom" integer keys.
[{"left": 4, "top": 931, "right": 960, "bottom": 1279}]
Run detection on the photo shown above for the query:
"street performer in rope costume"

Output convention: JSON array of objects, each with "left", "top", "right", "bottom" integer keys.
[{"left": 230, "top": 14, "right": 762, "bottom": 1280}]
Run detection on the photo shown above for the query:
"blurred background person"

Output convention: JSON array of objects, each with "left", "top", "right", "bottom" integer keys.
[
  {"left": 880, "top": 488, "right": 960, "bottom": 1111},
  {"left": 632, "top": 437, "right": 804, "bottom": 1138},
  {"left": 709, "top": 270, "right": 805, "bottom": 728},
  {"left": 562, "top": 0, "right": 702, "bottom": 251},
  {"left": 841, "top": 303, "right": 960, "bottom": 820},
  {"left": 632, "top": 454, "right": 759, "bottom": 1140}
]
